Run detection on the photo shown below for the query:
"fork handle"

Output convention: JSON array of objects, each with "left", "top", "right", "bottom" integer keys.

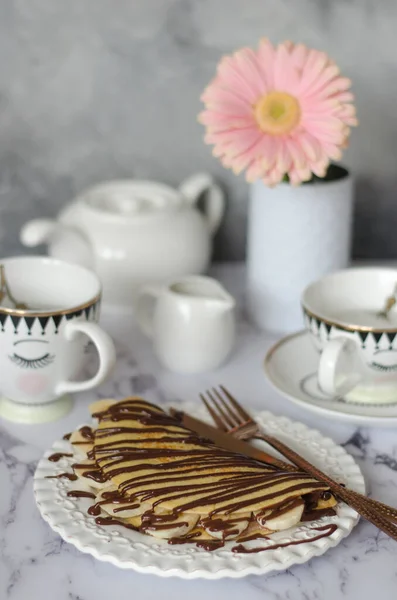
[
  {"left": 255, "top": 433, "right": 397, "bottom": 539},
  {"left": 341, "top": 489, "right": 397, "bottom": 522},
  {"left": 253, "top": 434, "right": 397, "bottom": 522}
]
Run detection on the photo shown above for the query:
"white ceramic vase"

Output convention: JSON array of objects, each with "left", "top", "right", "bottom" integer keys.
[{"left": 246, "top": 170, "right": 354, "bottom": 334}]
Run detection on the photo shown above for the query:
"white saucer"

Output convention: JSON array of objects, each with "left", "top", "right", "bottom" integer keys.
[
  {"left": 264, "top": 330, "right": 397, "bottom": 427},
  {"left": 0, "top": 394, "right": 73, "bottom": 424}
]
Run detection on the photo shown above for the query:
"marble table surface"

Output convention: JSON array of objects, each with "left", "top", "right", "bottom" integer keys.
[{"left": 1, "top": 263, "right": 397, "bottom": 600}]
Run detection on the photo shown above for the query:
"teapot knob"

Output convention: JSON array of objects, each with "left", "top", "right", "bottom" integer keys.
[{"left": 178, "top": 173, "right": 225, "bottom": 235}]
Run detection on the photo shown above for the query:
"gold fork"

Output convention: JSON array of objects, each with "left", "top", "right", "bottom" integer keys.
[{"left": 200, "top": 385, "right": 397, "bottom": 537}]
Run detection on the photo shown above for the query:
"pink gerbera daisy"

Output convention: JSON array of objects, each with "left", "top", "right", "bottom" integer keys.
[{"left": 199, "top": 39, "right": 358, "bottom": 186}]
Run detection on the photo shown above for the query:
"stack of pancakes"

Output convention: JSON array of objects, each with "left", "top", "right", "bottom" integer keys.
[{"left": 68, "top": 398, "right": 337, "bottom": 547}]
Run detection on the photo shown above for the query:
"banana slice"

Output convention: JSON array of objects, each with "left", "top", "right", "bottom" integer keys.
[
  {"left": 237, "top": 520, "right": 272, "bottom": 542},
  {"left": 72, "top": 459, "right": 112, "bottom": 490},
  {"left": 183, "top": 527, "right": 214, "bottom": 542},
  {"left": 115, "top": 514, "right": 142, "bottom": 529},
  {"left": 256, "top": 499, "right": 304, "bottom": 531},
  {"left": 141, "top": 512, "right": 199, "bottom": 540},
  {"left": 69, "top": 430, "right": 94, "bottom": 458},
  {"left": 315, "top": 495, "right": 338, "bottom": 509},
  {"left": 97, "top": 495, "right": 152, "bottom": 519},
  {"left": 201, "top": 514, "right": 251, "bottom": 540}
]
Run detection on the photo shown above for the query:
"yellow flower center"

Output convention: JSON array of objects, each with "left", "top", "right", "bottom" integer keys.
[{"left": 254, "top": 91, "right": 301, "bottom": 135}]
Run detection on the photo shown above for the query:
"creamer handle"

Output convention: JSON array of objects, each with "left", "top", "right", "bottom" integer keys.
[{"left": 178, "top": 173, "right": 225, "bottom": 236}]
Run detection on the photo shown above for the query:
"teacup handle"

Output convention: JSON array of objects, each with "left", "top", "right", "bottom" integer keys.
[
  {"left": 55, "top": 321, "right": 116, "bottom": 395},
  {"left": 318, "top": 337, "right": 363, "bottom": 397},
  {"left": 178, "top": 173, "right": 225, "bottom": 235}
]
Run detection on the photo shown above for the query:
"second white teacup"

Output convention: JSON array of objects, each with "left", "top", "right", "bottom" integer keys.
[{"left": 302, "top": 268, "right": 397, "bottom": 405}]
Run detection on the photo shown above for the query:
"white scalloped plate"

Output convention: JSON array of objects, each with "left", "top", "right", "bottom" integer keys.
[{"left": 34, "top": 404, "right": 365, "bottom": 579}]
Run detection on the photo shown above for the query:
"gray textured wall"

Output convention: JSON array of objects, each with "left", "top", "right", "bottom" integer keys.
[{"left": 0, "top": 0, "right": 396, "bottom": 260}]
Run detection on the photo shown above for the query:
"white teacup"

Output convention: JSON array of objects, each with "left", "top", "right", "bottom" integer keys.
[
  {"left": 302, "top": 268, "right": 397, "bottom": 405},
  {"left": 0, "top": 257, "right": 116, "bottom": 423}
]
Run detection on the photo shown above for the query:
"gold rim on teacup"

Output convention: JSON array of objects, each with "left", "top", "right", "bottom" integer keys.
[
  {"left": 0, "top": 293, "right": 102, "bottom": 317},
  {"left": 302, "top": 305, "right": 397, "bottom": 334}
]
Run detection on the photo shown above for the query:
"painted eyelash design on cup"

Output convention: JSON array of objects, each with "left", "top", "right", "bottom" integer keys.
[
  {"left": 370, "top": 361, "right": 397, "bottom": 373},
  {"left": 8, "top": 352, "right": 55, "bottom": 369}
]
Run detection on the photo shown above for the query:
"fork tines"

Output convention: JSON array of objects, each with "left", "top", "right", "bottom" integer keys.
[{"left": 200, "top": 386, "right": 254, "bottom": 435}]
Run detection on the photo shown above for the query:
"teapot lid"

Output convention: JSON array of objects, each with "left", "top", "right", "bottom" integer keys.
[{"left": 82, "top": 181, "right": 182, "bottom": 216}]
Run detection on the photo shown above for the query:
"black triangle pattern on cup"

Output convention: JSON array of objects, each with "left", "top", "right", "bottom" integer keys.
[
  {"left": 357, "top": 331, "right": 370, "bottom": 348},
  {"left": 303, "top": 309, "right": 397, "bottom": 350},
  {"left": 11, "top": 315, "right": 20, "bottom": 334},
  {"left": 0, "top": 313, "right": 8, "bottom": 332},
  {"left": 24, "top": 316, "right": 35, "bottom": 336},
  {"left": 387, "top": 332, "right": 397, "bottom": 349},
  {"left": 38, "top": 316, "right": 50, "bottom": 335},
  {"left": 0, "top": 299, "right": 100, "bottom": 335},
  {"left": 372, "top": 332, "right": 384, "bottom": 349},
  {"left": 52, "top": 315, "right": 63, "bottom": 334}
]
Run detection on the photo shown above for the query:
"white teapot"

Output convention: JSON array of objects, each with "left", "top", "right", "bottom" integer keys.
[{"left": 20, "top": 174, "right": 225, "bottom": 308}]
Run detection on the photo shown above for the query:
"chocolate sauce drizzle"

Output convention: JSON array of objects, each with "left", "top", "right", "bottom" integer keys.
[
  {"left": 68, "top": 398, "right": 337, "bottom": 551},
  {"left": 46, "top": 473, "right": 78, "bottom": 481},
  {"left": 79, "top": 426, "right": 94, "bottom": 440},
  {"left": 48, "top": 452, "right": 73, "bottom": 462},
  {"left": 95, "top": 516, "right": 138, "bottom": 531},
  {"left": 67, "top": 490, "right": 96, "bottom": 499},
  {"left": 69, "top": 426, "right": 95, "bottom": 446},
  {"left": 232, "top": 524, "right": 338, "bottom": 553}
]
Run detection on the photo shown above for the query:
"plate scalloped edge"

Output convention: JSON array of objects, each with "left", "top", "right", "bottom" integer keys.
[{"left": 34, "top": 405, "right": 365, "bottom": 579}]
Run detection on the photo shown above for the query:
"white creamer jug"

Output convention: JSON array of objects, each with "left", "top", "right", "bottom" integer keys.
[{"left": 136, "top": 276, "right": 235, "bottom": 373}]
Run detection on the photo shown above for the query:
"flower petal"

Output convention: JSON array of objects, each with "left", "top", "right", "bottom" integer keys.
[
  {"left": 294, "top": 131, "right": 322, "bottom": 162},
  {"left": 246, "top": 159, "right": 267, "bottom": 182},
  {"left": 198, "top": 110, "right": 254, "bottom": 130},
  {"left": 273, "top": 43, "right": 300, "bottom": 94},
  {"left": 201, "top": 85, "right": 253, "bottom": 112},
  {"left": 257, "top": 38, "right": 276, "bottom": 89},
  {"left": 298, "top": 50, "right": 330, "bottom": 96},
  {"left": 285, "top": 137, "right": 307, "bottom": 169},
  {"left": 217, "top": 56, "right": 261, "bottom": 103},
  {"left": 300, "top": 64, "right": 340, "bottom": 98},
  {"left": 233, "top": 48, "right": 268, "bottom": 97},
  {"left": 289, "top": 43, "right": 310, "bottom": 71}
]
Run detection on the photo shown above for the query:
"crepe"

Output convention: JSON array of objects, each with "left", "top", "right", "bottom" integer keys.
[{"left": 66, "top": 398, "right": 337, "bottom": 547}]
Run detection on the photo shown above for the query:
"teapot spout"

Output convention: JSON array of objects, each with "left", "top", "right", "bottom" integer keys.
[
  {"left": 20, "top": 219, "right": 94, "bottom": 269},
  {"left": 20, "top": 219, "right": 60, "bottom": 248}
]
